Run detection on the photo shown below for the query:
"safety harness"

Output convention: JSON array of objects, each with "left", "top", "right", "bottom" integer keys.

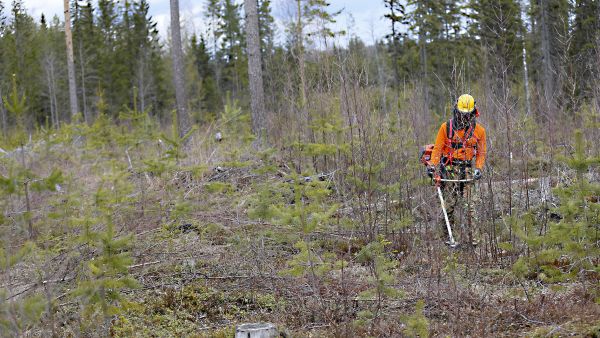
[{"left": 443, "top": 118, "right": 477, "bottom": 167}]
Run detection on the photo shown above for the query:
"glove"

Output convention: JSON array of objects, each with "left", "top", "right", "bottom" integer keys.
[
  {"left": 473, "top": 168, "right": 482, "bottom": 180},
  {"left": 426, "top": 165, "right": 436, "bottom": 178}
]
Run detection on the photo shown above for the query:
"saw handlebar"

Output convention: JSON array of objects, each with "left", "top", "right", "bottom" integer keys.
[
  {"left": 438, "top": 178, "right": 474, "bottom": 183},
  {"left": 432, "top": 176, "right": 474, "bottom": 186}
]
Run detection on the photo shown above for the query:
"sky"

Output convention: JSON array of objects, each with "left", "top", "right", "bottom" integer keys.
[{"left": 22, "top": 0, "right": 390, "bottom": 45}]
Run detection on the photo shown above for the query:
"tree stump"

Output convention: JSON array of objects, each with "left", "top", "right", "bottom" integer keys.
[{"left": 234, "top": 323, "right": 277, "bottom": 338}]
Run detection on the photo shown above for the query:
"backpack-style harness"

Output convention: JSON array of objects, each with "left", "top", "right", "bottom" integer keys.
[{"left": 443, "top": 118, "right": 477, "bottom": 166}]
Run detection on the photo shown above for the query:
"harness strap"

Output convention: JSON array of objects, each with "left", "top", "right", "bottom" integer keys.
[
  {"left": 443, "top": 120, "right": 454, "bottom": 165},
  {"left": 451, "top": 142, "right": 464, "bottom": 149},
  {"left": 444, "top": 118, "right": 477, "bottom": 166}
]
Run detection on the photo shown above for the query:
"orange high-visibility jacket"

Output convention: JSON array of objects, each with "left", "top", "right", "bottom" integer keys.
[{"left": 430, "top": 121, "right": 487, "bottom": 169}]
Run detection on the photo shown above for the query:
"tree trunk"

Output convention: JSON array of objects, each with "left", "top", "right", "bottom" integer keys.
[
  {"left": 78, "top": 44, "right": 89, "bottom": 123},
  {"left": 0, "top": 86, "right": 7, "bottom": 137},
  {"left": 208, "top": 9, "right": 222, "bottom": 99},
  {"left": 49, "top": 61, "right": 57, "bottom": 128},
  {"left": 44, "top": 55, "right": 59, "bottom": 128},
  {"left": 539, "top": 0, "right": 554, "bottom": 111},
  {"left": 64, "top": 0, "right": 79, "bottom": 120},
  {"left": 295, "top": 0, "right": 311, "bottom": 143},
  {"left": 245, "top": 0, "right": 267, "bottom": 142},
  {"left": 138, "top": 56, "right": 146, "bottom": 113},
  {"left": 170, "top": 0, "right": 191, "bottom": 138},
  {"left": 235, "top": 323, "right": 277, "bottom": 338},
  {"left": 417, "top": 3, "right": 429, "bottom": 119},
  {"left": 520, "top": 0, "right": 531, "bottom": 116},
  {"left": 387, "top": 1, "right": 400, "bottom": 88}
]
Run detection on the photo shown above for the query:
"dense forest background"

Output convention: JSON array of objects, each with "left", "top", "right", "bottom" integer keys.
[
  {"left": 1, "top": 0, "right": 599, "bottom": 336},
  {"left": 0, "top": 0, "right": 597, "bottom": 138}
]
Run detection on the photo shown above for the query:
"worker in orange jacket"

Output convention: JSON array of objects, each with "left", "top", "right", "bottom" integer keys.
[{"left": 426, "top": 94, "right": 487, "bottom": 245}]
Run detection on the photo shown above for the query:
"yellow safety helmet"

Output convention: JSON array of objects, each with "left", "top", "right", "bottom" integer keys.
[{"left": 456, "top": 94, "right": 476, "bottom": 114}]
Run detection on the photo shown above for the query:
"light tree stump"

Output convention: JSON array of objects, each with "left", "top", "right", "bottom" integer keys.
[{"left": 235, "top": 323, "right": 277, "bottom": 338}]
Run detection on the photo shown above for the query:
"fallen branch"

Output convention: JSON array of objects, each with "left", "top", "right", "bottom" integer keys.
[{"left": 517, "top": 312, "right": 547, "bottom": 325}]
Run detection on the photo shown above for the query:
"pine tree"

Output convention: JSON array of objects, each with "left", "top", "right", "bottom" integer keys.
[
  {"left": 170, "top": 0, "right": 191, "bottom": 138},
  {"left": 471, "top": 0, "right": 524, "bottom": 78},
  {"left": 0, "top": 3, "right": 4, "bottom": 34},
  {"left": 74, "top": 220, "right": 138, "bottom": 333},
  {"left": 112, "top": 0, "right": 136, "bottom": 113},
  {"left": 245, "top": 0, "right": 267, "bottom": 141},
  {"left": 529, "top": 0, "right": 570, "bottom": 112},
  {"left": 96, "top": 0, "right": 119, "bottom": 114},
  {"left": 288, "top": 0, "right": 343, "bottom": 139},
  {"left": 64, "top": 0, "right": 79, "bottom": 120},
  {"left": 401, "top": 299, "right": 429, "bottom": 337},
  {"left": 73, "top": 165, "right": 139, "bottom": 334},
  {"left": 204, "top": 0, "right": 222, "bottom": 58},
  {"left": 405, "top": 0, "right": 469, "bottom": 110},
  {"left": 0, "top": 77, "right": 63, "bottom": 241},
  {"left": 140, "top": 2, "right": 169, "bottom": 118},
  {"left": 0, "top": 1, "right": 4, "bottom": 31},
  {"left": 0, "top": 244, "right": 46, "bottom": 336},
  {"left": 3, "top": 74, "right": 27, "bottom": 146},
  {"left": 131, "top": 0, "right": 163, "bottom": 114},
  {"left": 189, "top": 34, "right": 219, "bottom": 116},
  {"left": 302, "top": 0, "right": 344, "bottom": 49},
  {"left": 70, "top": 0, "right": 169, "bottom": 120},
  {"left": 571, "top": 0, "right": 600, "bottom": 100},
  {"left": 406, "top": 0, "right": 434, "bottom": 108},
  {"left": 383, "top": 0, "right": 407, "bottom": 86},
  {"left": 40, "top": 13, "right": 68, "bottom": 128},
  {"left": 73, "top": 0, "right": 98, "bottom": 122},
  {"left": 258, "top": 0, "right": 275, "bottom": 57},
  {"left": 6, "top": 0, "right": 42, "bottom": 124},
  {"left": 249, "top": 172, "right": 343, "bottom": 312},
  {"left": 513, "top": 131, "right": 600, "bottom": 283},
  {"left": 205, "top": 0, "right": 223, "bottom": 95},
  {"left": 218, "top": 0, "right": 246, "bottom": 98},
  {"left": 355, "top": 237, "right": 403, "bottom": 323}
]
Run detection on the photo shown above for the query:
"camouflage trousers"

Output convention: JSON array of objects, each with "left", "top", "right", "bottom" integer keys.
[{"left": 440, "top": 164, "right": 479, "bottom": 242}]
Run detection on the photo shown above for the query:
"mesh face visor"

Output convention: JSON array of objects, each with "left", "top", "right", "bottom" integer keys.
[{"left": 453, "top": 107, "right": 474, "bottom": 129}]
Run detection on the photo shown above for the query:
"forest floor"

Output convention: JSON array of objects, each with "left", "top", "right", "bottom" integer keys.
[
  {"left": 103, "top": 217, "right": 600, "bottom": 337},
  {"left": 107, "top": 169, "right": 599, "bottom": 337},
  {"left": 3, "top": 127, "right": 600, "bottom": 337}
]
